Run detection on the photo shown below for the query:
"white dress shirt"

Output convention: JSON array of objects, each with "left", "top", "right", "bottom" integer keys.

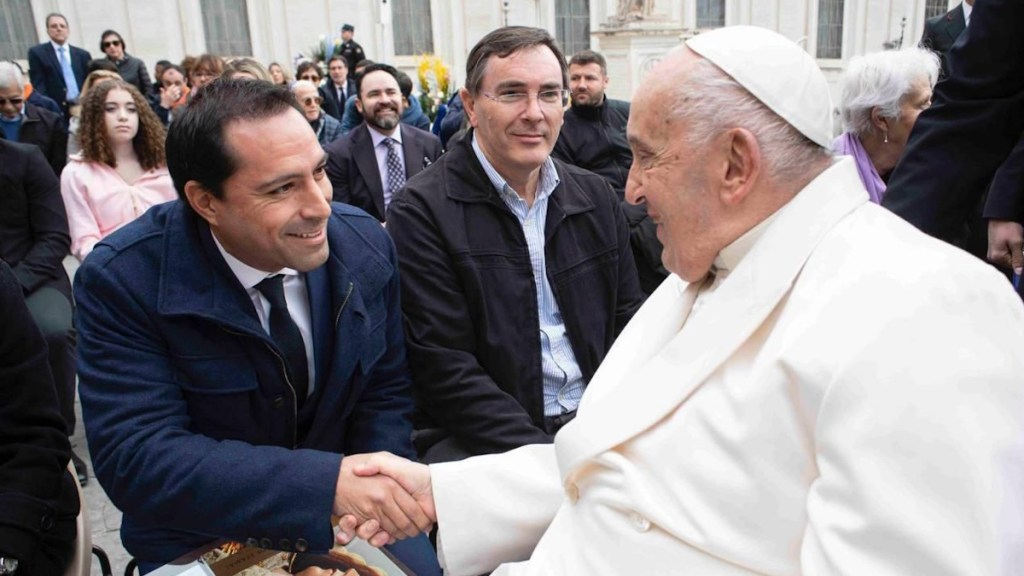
[{"left": 212, "top": 234, "right": 316, "bottom": 396}]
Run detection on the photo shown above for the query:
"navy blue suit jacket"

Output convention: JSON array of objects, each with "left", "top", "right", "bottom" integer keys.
[
  {"left": 886, "top": 0, "right": 1024, "bottom": 238},
  {"left": 920, "top": 3, "right": 966, "bottom": 76},
  {"left": 74, "top": 201, "right": 436, "bottom": 570},
  {"left": 27, "top": 43, "right": 91, "bottom": 105}
]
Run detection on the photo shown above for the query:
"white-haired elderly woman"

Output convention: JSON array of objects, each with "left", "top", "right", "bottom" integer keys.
[{"left": 833, "top": 48, "right": 940, "bottom": 203}]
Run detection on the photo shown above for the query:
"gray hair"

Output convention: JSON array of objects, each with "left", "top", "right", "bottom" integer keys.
[
  {"left": 667, "top": 56, "right": 831, "bottom": 185},
  {"left": 0, "top": 62, "right": 25, "bottom": 92},
  {"left": 839, "top": 47, "right": 940, "bottom": 137}
]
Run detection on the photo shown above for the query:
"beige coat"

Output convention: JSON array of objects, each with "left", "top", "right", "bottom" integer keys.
[{"left": 431, "top": 159, "right": 1024, "bottom": 576}]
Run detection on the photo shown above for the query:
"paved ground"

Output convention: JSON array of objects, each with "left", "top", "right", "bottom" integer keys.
[{"left": 64, "top": 255, "right": 133, "bottom": 575}]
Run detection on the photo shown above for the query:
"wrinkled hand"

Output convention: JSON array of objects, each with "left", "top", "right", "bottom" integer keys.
[
  {"left": 988, "top": 219, "right": 1024, "bottom": 275},
  {"left": 333, "top": 453, "right": 433, "bottom": 547},
  {"left": 159, "top": 85, "right": 181, "bottom": 109},
  {"left": 335, "top": 452, "right": 434, "bottom": 548}
]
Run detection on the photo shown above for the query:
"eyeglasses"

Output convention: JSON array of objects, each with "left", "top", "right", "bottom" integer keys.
[
  {"left": 482, "top": 89, "right": 569, "bottom": 108},
  {"left": 0, "top": 97, "right": 24, "bottom": 107},
  {"left": 300, "top": 74, "right": 320, "bottom": 82},
  {"left": 301, "top": 96, "right": 322, "bottom": 106},
  {"left": 102, "top": 40, "right": 122, "bottom": 49}
]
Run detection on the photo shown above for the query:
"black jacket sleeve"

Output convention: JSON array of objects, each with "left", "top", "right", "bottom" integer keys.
[
  {"left": 884, "top": 0, "right": 1024, "bottom": 242},
  {"left": 0, "top": 260, "right": 79, "bottom": 575}
]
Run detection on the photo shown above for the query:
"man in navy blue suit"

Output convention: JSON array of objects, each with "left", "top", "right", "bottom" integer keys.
[
  {"left": 886, "top": 0, "right": 1024, "bottom": 298},
  {"left": 920, "top": 0, "right": 972, "bottom": 77},
  {"left": 75, "top": 79, "right": 440, "bottom": 574},
  {"left": 27, "top": 13, "right": 90, "bottom": 119}
]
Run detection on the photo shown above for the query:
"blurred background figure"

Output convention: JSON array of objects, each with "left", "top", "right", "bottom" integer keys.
[
  {"left": 323, "top": 55, "right": 353, "bottom": 120},
  {"left": 224, "top": 57, "right": 272, "bottom": 82},
  {"left": 154, "top": 64, "right": 189, "bottom": 126},
  {"left": 99, "top": 29, "right": 152, "bottom": 97},
  {"left": 60, "top": 79, "right": 175, "bottom": 261},
  {"left": 292, "top": 79, "right": 342, "bottom": 147},
  {"left": 188, "top": 53, "right": 224, "bottom": 93},
  {"left": 0, "top": 61, "right": 67, "bottom": 175},
  {"left": 268, "top": 61, "right": 292, "bottom": 87},
  {"left": 833, "top": 48, "right": 939, "bottom": 204}
]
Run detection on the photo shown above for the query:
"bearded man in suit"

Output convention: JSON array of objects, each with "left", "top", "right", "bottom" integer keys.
[{"left": 325, "top": 63, "right": 441, "bottom": 222}]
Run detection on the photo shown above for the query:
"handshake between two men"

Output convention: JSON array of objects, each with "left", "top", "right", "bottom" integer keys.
[{"left": 334, "top": 453, "right": 434, "bottom": 548}]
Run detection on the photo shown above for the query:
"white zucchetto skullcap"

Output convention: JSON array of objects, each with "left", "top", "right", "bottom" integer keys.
[{"left": 686, "top": 26, "right": 833, "bottom": 149}]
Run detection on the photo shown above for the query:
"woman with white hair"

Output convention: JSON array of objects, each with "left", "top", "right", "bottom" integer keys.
[{"left": 833, "top": 48, "right": 940, "bottom": 203}]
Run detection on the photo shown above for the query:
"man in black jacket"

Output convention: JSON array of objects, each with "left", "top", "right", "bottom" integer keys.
[
  {"left": 920, "top": 0, "right": 972, "bottom": 77},
  {"left": 0, "top": 138, "right": 82, "bottom": 484},
  {"left": 553, "top": 50, "right": 667, "bottom": 294},
  {"left": 885, "top": 0, "right": 1023, "bottom": 297},
  {"left": 0, "top": 259, "right": 80, "bottom": 576},
  {"left": 387, "top": 28, "right": 644, "bottom": 464},
  {"left": 0, "top": 62, "right": 67, "bottom": 175}
]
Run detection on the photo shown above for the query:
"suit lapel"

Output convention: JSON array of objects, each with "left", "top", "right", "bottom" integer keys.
[
  {"left": 944, "top": 5, "right": 966, "bottom": 42},
  {"left": 401, "top": 126, "right": 423, "bottom": 179},
  {"left": 556, "top": 159, "right": 868, "bottom": 478},
  {"left": 352, "top": 126, "right": 386, "bottom": 218}
]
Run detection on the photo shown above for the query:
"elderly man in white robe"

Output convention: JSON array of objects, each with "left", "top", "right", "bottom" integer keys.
[{"left": 336, "top": 26, "right": 1024, "bottom": 575}]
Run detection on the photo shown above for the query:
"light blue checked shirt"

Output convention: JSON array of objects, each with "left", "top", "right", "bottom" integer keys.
[{"left": 471, "top": 134, "right": 585, "bottom": 417}]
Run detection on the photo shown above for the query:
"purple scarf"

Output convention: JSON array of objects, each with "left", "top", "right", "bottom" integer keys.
[{"left": 831, "top": 132, "right": 885, "bottom": 204}]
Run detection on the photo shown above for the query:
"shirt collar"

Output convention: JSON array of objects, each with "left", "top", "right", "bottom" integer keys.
[
  {"left": 50, "top": 40, "right": 68, "bottom": 51},
  {"left": 962, "top": 2, "right": 973, "bottom": 24},
  {"left": 711, "top": 205, "right": 784, "bottom": 276},
  {"left": 470, "top": 131, "right": 560, "bottom": 204},
  {"left": 211, "top": 231, "right": 299, "bottom": 289},
  {"left": 367, "top": 124, "right": 402, "bottom": 147}
]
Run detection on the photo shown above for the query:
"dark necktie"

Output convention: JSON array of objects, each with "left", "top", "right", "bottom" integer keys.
[
  {"left": 255, "top": 275, "right": 309, "bottom": 407},
  {"left": 383, "top": 138, "right": 405, "bottom": 201}
]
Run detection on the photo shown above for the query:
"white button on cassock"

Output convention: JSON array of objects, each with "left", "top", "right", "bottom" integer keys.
[{"left": 630, "top": 512, "right": 651, "bottom": 532}]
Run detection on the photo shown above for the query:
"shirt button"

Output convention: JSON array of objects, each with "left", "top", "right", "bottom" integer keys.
[
  {"left": 295, "top": 538, "right": 309, "bottom": 552},
  {"left": 245, "top": 538, "right": 259, "bottom": 547},
  {"left": 565, "top": 482, "right": 579, "bottom": 504},
  {"left": 271, "top": 396, "right": 285, "bottom": 409},
  {"left": 260, "top": 537, "right": 273, "bottom": 549},
  {"left": 278, "top": 539, "right": 291, "bottom": 551},
  {"left": 629, "top": 512, "right": 651, "bottom": 532}
]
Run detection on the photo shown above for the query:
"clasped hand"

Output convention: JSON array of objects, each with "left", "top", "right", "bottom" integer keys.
[{"left": 333, "top": 452, "right": 434, "bottom": 548}]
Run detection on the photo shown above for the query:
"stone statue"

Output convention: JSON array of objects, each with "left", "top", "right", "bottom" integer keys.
[{"left": 615, "top": 0, "right": 654, "bottom": 22}]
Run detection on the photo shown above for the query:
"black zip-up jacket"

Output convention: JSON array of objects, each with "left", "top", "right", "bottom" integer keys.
[{"left": 553, "top": 97, "right": 633, "bottom": 195}]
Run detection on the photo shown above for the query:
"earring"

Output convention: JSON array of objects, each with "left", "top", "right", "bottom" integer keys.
[{"left": 883, "top": 130, "right": 889, "bottom": 144}]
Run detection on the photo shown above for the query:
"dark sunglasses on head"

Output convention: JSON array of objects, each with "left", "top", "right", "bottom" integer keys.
[
  {"left": 0, "top": 97, "right": 24, "bottom": 106},
  {"left": 102, "top": 40, "right": 122, "bottom": 49}
]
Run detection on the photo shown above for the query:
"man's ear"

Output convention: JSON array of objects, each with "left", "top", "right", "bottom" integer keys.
[
  {"left": 184, "top": 180, "right": 219, "bottom": 226},
  {"left": 720, "top": 127, "right": 762, "bottom": 207},
  {"left": 460, "top": 87, "right": 478, "bottom": 128}
]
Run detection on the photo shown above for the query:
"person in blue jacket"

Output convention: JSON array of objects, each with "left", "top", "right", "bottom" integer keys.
[{"left": 74, "top": 78, "right": 439, "bottom": 575}]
